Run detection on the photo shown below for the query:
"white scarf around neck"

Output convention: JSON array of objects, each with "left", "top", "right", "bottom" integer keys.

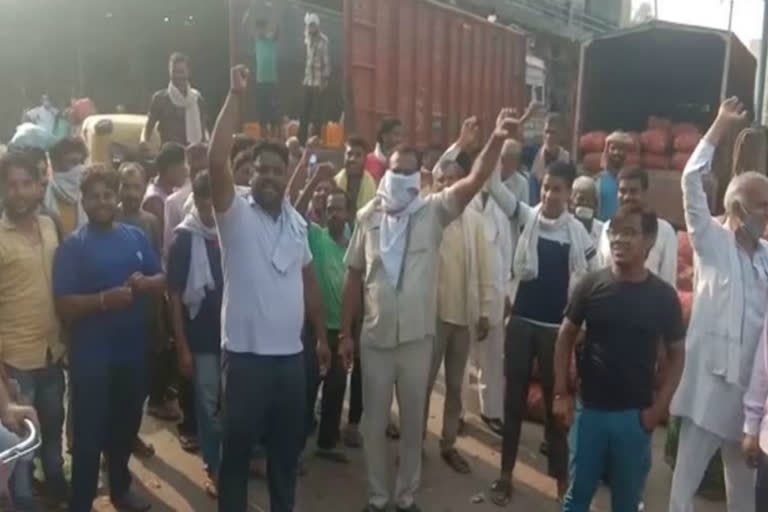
[
  {"left": 377, "top": 171, "right": 425, "bottom": 287},
  {"left": 43, "top": 165, "right": 88, "bottom": 230},
  {"left": 513, "top": 204, "right": 593, "bottom": 284},
  {"left": 176, "top": 210, "right": 218, "bottom": 319},
  {"left": 167, "top": 82, "right": 204, "bottom": 145}
]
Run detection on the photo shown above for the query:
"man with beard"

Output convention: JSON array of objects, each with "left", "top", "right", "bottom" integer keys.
[
  {"left": 341, "top": 110, "right": 521, "bottom": 512},
  {"left": 554, "top": 206, "right": 685, "bottom": 511},
  {"left": 46, "top": 137, "right": 89, "bottom": 237},
  {"left": 595, "top": 132, "right": 633, "bottom": 221},
  {"left": 669, "top": 97, "right": 768, "bottom": 512},
  {"left": 597, "top": 167, "right": 678, "bottom": 286},
  {"left": 210, "top": 65, "right": 331, "bottom": 512},
  {"left": 54, "top": 166, "right": 165, "bottom": 512},
  {"left": 335, "top": 136, "right": 377, "bottom": 212},
  {"left": 0, "top": 151, "right": 68, "bottom": 509},
  {"left": 143, "top": 53, "right": 208, "bottom": 147},
  {"left": 571, "top": 176, "right": 603, "bottom": 244},
  {"left": 117, "top": 162, "right": 164, "bottom": 457}
]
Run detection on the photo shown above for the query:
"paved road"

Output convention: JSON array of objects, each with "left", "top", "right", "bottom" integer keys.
[{"left": 92, "top": 379, "right": 725, "bottom": 512}]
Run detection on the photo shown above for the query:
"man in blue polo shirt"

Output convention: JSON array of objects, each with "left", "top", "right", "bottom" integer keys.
[
  {"left": 209, "top": 66, "right": 331, "bottom": 512},
  {"left": 53, "top": 165, "right": 165, "bottom": 512}
]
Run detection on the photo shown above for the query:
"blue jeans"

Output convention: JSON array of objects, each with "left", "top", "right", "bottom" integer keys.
[
  {"left": 218, "top": 351, "right": 305, "bottom": 512},
  {"left": 192, "top": 353, "right": 221, "bottom": 476},
  {"left": 563, "top": 403, "right": 651, "bottom": 512},
  {"left": 6, "top": 362, "right": 67, "bottom": 508}
]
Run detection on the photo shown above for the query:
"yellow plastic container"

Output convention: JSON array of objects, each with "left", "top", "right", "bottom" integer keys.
[{"left": 325, "top": 122, "right": 344, "bottom": 148}]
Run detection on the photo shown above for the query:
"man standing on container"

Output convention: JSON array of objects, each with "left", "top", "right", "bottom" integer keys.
[
  {"left": 340, "top": 110, "right": 520, "bottom": 512},
  {"left": 209, "top": 65, "right": 330, "bottom": 512},
  {"left": 298, "top": 13, "right": 330, "bottom": 145},
  {"left": 143, "top": 53, "right": 208, "bottom": 147},
  {"left": 669, "top": 97, "right": 767, "bottom": 512}
]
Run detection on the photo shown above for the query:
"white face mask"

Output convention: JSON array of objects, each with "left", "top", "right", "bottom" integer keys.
[
  {"left": 574, "top": 206, "right": 594, "bottom": 221},
  {"left": 379, "top": 171, "right": 420, "bottom": 214}
]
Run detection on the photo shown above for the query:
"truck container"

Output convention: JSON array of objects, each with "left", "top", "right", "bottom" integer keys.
[
  {"left": 343, "top": 0, "right": 527, "bottom": 147},
  {"left": 572, "top": 20, "right": 756, "bottom": 228}
]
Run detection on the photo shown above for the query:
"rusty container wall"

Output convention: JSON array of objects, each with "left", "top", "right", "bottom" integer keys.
[{"left": 344, "top": 0, "right": 527, "bottom": 148}]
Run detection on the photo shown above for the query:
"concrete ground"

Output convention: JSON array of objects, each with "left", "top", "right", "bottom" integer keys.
[{"left": 92, "top": 376, "right": 725, "bottom": 512}]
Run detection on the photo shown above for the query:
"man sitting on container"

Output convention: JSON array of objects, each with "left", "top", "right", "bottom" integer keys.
[
  {"left": 594, "top": 131, "right": 632, "bottom": 221},
  {"left": 596, "top": 167, "right": 678, "bottom": 287},
  {"left": 668, "top": 97, "right": 768, "bottom": 512}
]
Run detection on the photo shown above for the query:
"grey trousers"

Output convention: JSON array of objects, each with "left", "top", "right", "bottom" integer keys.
[
  {"left": 361, "top": 339, "right": 433, "bottom": 510},
  {"left": 424, "top": 321, "right": 471, "bottom": 451}
]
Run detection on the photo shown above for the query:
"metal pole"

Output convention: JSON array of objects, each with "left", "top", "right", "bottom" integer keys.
[
  {"left": 755, "top": 1, "right": 768, "bottom": 125},
  {"left": 728, "top": 0, "right": 735, "bottom": 32},
  {"left": 654, "top": 0, "right": 659, "bottom": 18}
]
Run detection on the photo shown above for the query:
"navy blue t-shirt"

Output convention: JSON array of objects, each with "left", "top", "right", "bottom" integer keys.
[
  {"left": 53, "top": 223, "right": 162, "bottom": 372},
  {"left": 167, "top": 229, "right": 223, "bottom": 354},
  {"left": 514, "top": 237, "right": 571, "bottom": 326}
]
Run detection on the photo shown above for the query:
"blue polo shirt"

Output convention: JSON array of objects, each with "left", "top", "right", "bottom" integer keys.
[{"left": 53, "top": 223, "right": 161, "bottom": 372}]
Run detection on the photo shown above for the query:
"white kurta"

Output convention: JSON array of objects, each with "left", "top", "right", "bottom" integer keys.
[{"left": 669, "top": 140, "right": 768, "bottom": 442}]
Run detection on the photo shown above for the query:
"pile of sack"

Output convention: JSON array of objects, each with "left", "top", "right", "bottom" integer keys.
[{"left": 579, "top": 116, "right": 701, "bottom": 174}]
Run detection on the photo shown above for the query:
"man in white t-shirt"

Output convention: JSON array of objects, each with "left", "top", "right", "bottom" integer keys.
[{"left": 597, "top": 167, "right": 677, "bottom": 286}]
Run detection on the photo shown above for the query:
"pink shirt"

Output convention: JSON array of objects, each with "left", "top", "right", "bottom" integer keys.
[
  {"left": 365, "top": 153, "right": 386, "bottom": 184},
  {"left": 744, "top": 317, "right": 768, "bottom": 454}
]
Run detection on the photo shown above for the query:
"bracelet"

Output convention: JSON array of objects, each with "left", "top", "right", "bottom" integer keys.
[{"left": 99, "top": 292, "right": 106, "bottom": 312}]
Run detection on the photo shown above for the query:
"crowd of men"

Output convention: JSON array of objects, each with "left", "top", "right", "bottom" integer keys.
[{"left": 3, "top": 32, "right": 768, "bottom": 512}]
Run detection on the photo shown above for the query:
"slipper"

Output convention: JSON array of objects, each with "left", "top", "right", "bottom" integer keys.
[
  {"left": 386, "top": 423, "right": 401, "bottom": 440},
  {"left": 489, "top": 479, "right": 512, "bottom": 507},
  {"left": 178, "top": 435, "right": 199, "bottom": 453},
  {"left": 441, "top": 448, "right": 470, "bottom": 474}
]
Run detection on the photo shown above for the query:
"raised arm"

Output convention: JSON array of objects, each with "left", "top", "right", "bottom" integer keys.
[
  {"left": 209, "top": 66, "right": 249, "bottom": 212},
  {"left": 682, "top": 97, "right": 746, "bottom": 244},
  {"left": 449, "top": 110, "right": 519, "bottom": 213},
  {"left": 294, "top": 162, "right": 336, "bottom": 218}
]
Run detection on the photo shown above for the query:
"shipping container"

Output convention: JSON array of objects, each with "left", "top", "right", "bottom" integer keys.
[
  {"left": 572, "top": 20, "right": 756, "bottom": 227},
  {"left": 344, "top": 0, "right": 527, "bottom": 147}
]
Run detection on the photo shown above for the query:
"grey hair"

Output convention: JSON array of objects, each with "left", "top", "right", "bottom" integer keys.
[
  {"left": 501, "top": 139, "right": 522, "bottom": 158},
  {"left": 724, "top": 171, "right": 768, "bottom": 214},
  {"left": 572, "top": 175, "right": 600, "bottom": 211}
]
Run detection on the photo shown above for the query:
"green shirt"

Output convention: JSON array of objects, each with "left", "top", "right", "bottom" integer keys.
[
  {"left": 308, "top": 223, "right": 346, "bottom": 330},
  {"left": 254, "top": 37, "right": 278, "bottom": 84}
]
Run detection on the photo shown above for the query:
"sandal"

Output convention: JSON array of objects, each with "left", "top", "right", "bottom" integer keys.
[
  {"left": 343, "top": 424, "right": 362, "bottom": 448},
  {"left": 440, "top": 448, "right": 470, "bottom": 474},
  {"left": 132, "top": 436, "right": 155, "bottom": 458},
  {"left": 178, "top": 434, "right": 199, "bottom": 453},
  {"left": 386, "top": 423, "right": 401, "bottom": 440},
  {"left": 489, "top": 479, "right": 512, "bottom": 507}
]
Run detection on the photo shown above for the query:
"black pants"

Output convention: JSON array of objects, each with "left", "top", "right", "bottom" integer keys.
[
  {"left": 298, "top": 86, "right": 324, "bottom": 145},
  {"left": 316, "top": 330, "right": 348, "bottom": 450},
  {"left": 219, "top": 351, "right": 306, "bottom": 512},
  {"left": 758, "top": 451, "right": 768, "bottom": 511},
  {"left": 501, "top": 316, "right": 568, "bottom": 480},
  {"left": 69, "top": 363, "right": 146, "bottom": 512},
  {"left": 348, "top": 355, "right": 363, "bottom": 425},
  {"left": 147, "top": 345, "right": 173, "bottom": 406}
]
